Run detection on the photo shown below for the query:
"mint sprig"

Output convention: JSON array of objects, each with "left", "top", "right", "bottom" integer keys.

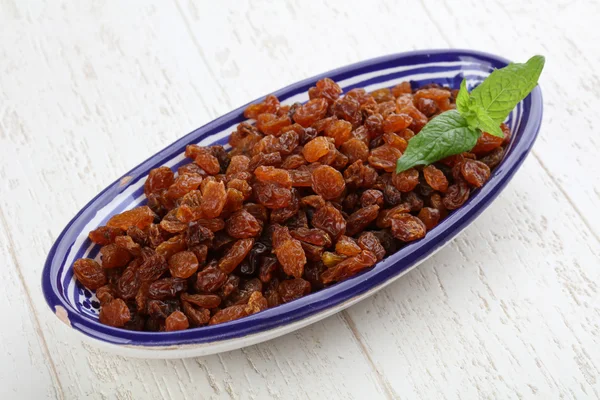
[{"left": 396, "top": 55, "right": 545, "bottom": 173}]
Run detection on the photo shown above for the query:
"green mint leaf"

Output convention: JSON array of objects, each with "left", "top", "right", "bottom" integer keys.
[
  {"left": 473, "top": 105, "right": 504, "bottom": 137},
  {"left": 469, "top": 55, "right": 545, "bottom": 124},
  {"left": 456, "top": 78, "right": 471, "bottom": 114},
  {"left": 396, "top": 110, "right": 480, "bottom": 173}
]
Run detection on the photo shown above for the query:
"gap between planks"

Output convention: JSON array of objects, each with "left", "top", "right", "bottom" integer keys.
[{"left": 0, "top": 208, "right": 66, "bottom": 400}]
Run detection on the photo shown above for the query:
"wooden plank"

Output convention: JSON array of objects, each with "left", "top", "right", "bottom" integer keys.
[
  {"left": 0, "top": 218, "right": 62, "bottom": 399},
  {"left": 0, "top": 1, "right": 388, "bottom": 398}
]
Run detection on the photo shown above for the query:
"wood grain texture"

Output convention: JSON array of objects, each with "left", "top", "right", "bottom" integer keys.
[{"left": 0, "top": 0, "right": 599, "bottom": 399}]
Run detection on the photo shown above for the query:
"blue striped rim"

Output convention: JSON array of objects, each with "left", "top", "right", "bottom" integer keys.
[{"left": 43, "top": 49, "right": 543, "bottom": 346}]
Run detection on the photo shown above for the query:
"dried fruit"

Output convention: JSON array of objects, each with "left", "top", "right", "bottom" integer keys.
[
  {"left": 321, "top": 250, "right": 377, "bottom": 284},
  {"left": 165, "top": 310, "right": 189, "bottom": 331},
  {"left": 145, "top": 166, "right": 175, "bottom": 196},
  {"left": 83, "top": 77, "right": 510, "bottom": 331},
  {"left": 391, "top": 214, "right": 426, "bottom": 242},
  {"left": 99, "top": 299, "right": 131, "bottom": 327},
  {"left": 392, "top": 169, "right": 419, "bottom": 192},
  {"left": 168, "top": 251, "right": 199, "bottom": 279},
  {"left": 311, "top": 165, "right": 346, "bottom": 200},
  {"left": 461, "top": 159, "right": 491, "bottom": 188},
  {"left": 278, "top": 278, "right": 311, "bottom": 303},
  {"left": 88, "top": 226, "right": 124, "bottom": 245},
  {"left": 417, "top": 207, "right": 441, "bottom": 230},
  {"left": 423, "top": 165, "right": 449, "bottom": 193},
  {"left": 106, "top": 206, "right": 155, "bottom": 230},
  {"left": 218, "top": 238, "right": 254, "bottom": 274},
  {"left": 100, "top": 244, "right": 132, "bottom": 269},
  {"left": 73, "top": 259, "right": 106, "bottom": 290}
]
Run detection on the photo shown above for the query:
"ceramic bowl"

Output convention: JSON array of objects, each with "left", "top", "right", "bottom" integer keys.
[{"left": 42, "top": 49, "right": 543, "bottom": 358}]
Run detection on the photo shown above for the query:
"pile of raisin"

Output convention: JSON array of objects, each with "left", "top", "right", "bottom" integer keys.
[{"left": 73, "top": 78, "right": 510, "bottom": 331}]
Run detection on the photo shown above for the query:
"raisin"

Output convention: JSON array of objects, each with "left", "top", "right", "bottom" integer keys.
[
  {"left": 398, "top": 103, "right": 428, "bottom": 133},
  {"left": 383, "top": 113, "right": 412, "bottom": 133},
  {"left": 391, "top": 81, "right": 412, "bottom": 97},
  {"left": 340, "top": 138, "right": 369, "bottom": 164},
  {"left": 335, "top": 235, "right": 362, "bottom": 256},
  {"left": 360, "top": 189, "right": 384, "bottom": 207},
  {"left": 209, "top": 305, "right": 248, "bottom": 325},
  {"left": 391, "top": 214, "right": 426, "bottom": 242},
  {"left": 344, "top": 161, "right": 378, "bottom": 189},
  {"left": 278, "top": 278, "right": 311, "bottom": 303},
  {"left": 346, "top": 205, "right": 380, "bottom": 236},
  {"left": 166, "top": 174, "right": 203, "bottom": 200},
  {"left": 294, "top": 98, "right": 329, "bottom": 127},
  {"left": 479, "top": 147, "right": 505, "bottom": 169},
  {"left": 144, "top": 166, "right": 175, "bottom": 196},
  {"left": 96, "top": 285, "right": 116, "bottom": 305},
  {"left": 443, "top": 180, "right": 470, "bottom": 210},
  {"left": 321, "top": 250, "right": 377, "bottom": 284},
  {"left": 168, "top": 251, "right": 199, "bottom": 279},
  {"left": 281, "top": 153, "right": 307, "bottom": 170},
  {"left": 383, "top": 183, "right": 403, "bottom": 207},
  {"left": 148, "top": 277, "right": 187, "bottom": 300},
  {"left": 325, "top": 119, "right": 352, "bottom": 147},
  {"left": 99, "top": 299, "right": 131, "bottom": 327},
  {"left": 243, "top": 203, "right": 269, "bottom": 222},
  {"left": 226, "top": 209, "right": 262, "bottom": 239},
  {"left": 253, "top": 181, "right": 292, "bottom": 209},
  {"left": 196, "top": 266, "right": 228, "bottom": 292},
  {"left": 471, "top": 131, "right": 504, "bottom": 155},
  {"left": 371, "top": 88, "right": 395, "bottom": 103},
  {"left": 100, "top": 244, "right": 132, "bottom": 269},
  {"left": 376, "top": 203, "right": 412, "bottom": 228},
  {"left": 365, "top": 114, "right": 384, "bottom": 139},
  {"left": 311, "top": 203, "right": 346, "bottom": 241},
  {"left": 226, "top": 155, "right": 251, "bottom": 176},
  {"left": 249, "top": 151, "right": 282, "bottom": 171},
  {"left": 256, "top": 113, "right": 292, "bottom": 136},
  {"left": 221, "top": 188, "right": 245, "bottom": 217},
  {"left": 289, "top": 168, "right": 313, "bottom": 187},
  {"left": 273, "top": 238, "right": 306, "bottom": 278},
  {"left": 368, "top": 145, "right": 402, "bottom": 172},
  {"left": 357, "top": 232, "right": 385, "bottom": 261},
  {"left": 245, "top": 291, "right": 268, "bottom": 314},
  {"left": 417, "top": 207, "right": 441, "bottom": 230},
  {"left": 88, "top": 226, "right": 124, "bottom": 245},
  {"left": 383, "top": 132, "right": 408, "bottom": 152},
  {"left": 106, "top": 206, "right": 155, "bottom": 231},
  {"left": 276, "top": 131, "right": 298, "bottom": 156},
  {"left": 165, "top": 310, "right": 189, "bottom": 331},
  {"left": 244, "top": 95, "right": 280, "bottom": 119},
  {"left": 332, "top": 96, "right": 362, "bottom": 126},
  {"left": 185, "top": 221, "right": 214, "bottom": 247},
  {"left": 199, "top": 180, "right": 227, "bottom": 218},
  {"left": 138, "top": 253, "right": 168, "bottom": 282},
  {"left": 73, "top": 258, "right": 106, "bottom": 290},
  {"left": 461, "top": 159, "right": 491, "bottom": 188},
  {"left": 258, "top": 255, "right": 278, "bottom": 283},
  {"left": 182, "top": 301, "right": 211, "bottom": 327},
  {"left": 117, "top": 263, "right": 140, "bottom": 300},
  {"left": 311, "top": 165, "right": 346, "bottom": 200},
  {"left": 415, "top": 97, "right": 438, "bottom": 117},
  {"left": 309, "top": 78, "right": 342, "bottom": 104},
  {"left": 303, "top": 136, "right": 332, "bottom": 162},
  {"left": 181, "top": 293, "right": 221, "bottom": 309},
  {"left": 423, "top": 165, "right": 449, "bottom": 193},
  {"left": 290, "top": 227, "right": 332, "bottom": 247},
  {"left": 218, "top": 238, "right": 254, "bottom": 274},
  {"left": 155, "top": 235, "right": 186, "bottom": 259},
  {"left": 255, "top": 166, "right": 292, "bottom": 188}
]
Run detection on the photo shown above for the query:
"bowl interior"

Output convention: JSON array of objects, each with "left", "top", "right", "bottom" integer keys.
[{"left": 43, "top": 49, "right": 541, "bottom": 346}]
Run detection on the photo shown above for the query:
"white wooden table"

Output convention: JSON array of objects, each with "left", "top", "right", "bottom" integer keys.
[{"left": 1, "top": 1, "right": 599, "bottom": 399}]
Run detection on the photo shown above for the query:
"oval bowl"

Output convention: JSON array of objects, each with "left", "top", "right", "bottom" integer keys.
[{"left": 42, "top": 49, "right": 542, "bottom": 358}]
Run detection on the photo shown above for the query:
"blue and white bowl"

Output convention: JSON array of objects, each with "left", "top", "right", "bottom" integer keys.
[{"left": 42, "top": 49, "right": 543, "bottom": 358}]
